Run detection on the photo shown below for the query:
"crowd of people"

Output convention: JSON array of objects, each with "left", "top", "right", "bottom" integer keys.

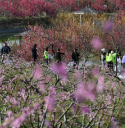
[
  {"left": 1, "top": 41, "right": 125, "bottom": 74},
  {"left": 31, "top": 43, "right": 80, "bottom": 68},
  {"left": 100, "top": 48, "right": 124, "bottom": 73}
]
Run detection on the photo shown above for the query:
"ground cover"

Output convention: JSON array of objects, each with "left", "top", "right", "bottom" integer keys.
[{"left": 0, "top": 55, "right": 125, "bottom": 127}]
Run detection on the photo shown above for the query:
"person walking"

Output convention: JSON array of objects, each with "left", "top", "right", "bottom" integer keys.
[
  {"left": 111, "top": 51, "right": 116, "bottom": 70},
  {"left": 111, "top": 51, "right": 116, "bottom": 65},
  {"left": 56, "top": 49, "right": 65, "bottom": 63},
  {"left": 101, "top": 48, "right": 106, "bottom": 67},
  {"left": 1, "top": 42, "right": 11, "bottom": 62},
  {"left": 72, "top": 49, "right": 80, "bottom": 69},
  {"left": 44, "top": 47, "right": 49, "bottom": 65},
  {"left": 122, "top": 55, "right": 125, "bottom": 69},
  {"left": 106, "top": 49, "right": 113, "bottom": 70},
  {"left": 115, "top": 55, "right": 121, "bottom": 73},
  {"left": 32, "top": 44, "right": 37, "bottom": 65}
]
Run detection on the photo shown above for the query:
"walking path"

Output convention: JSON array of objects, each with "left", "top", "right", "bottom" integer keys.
[{"left": 1, "top": 55, "right": 125, "bottom": 79}]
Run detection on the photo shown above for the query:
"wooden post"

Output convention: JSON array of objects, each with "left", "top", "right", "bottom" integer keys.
[
  {"left": 73, "top": 15, "right": 75, "bottom": 23},
  {"left": 80, "top": 14, "right": 82, "bottom": 25}
]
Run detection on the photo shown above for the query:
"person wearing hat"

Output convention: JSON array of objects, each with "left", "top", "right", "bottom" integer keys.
[{"left": 101, "top": 48, "right": 106, "bottom": 66}]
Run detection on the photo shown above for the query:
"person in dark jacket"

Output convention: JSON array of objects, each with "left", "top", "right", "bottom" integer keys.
[
  {"left": 72, "top": 49, "right": 80, "bottom": 68},
  {"left": 1, "top": 42, "right": 11, "bottom": 62},
  {"left": 56, "top": 49, "right": 65, "bottom": 63},
  {"left": 32, "top": 44, "right": 37, "bottom": 65}
]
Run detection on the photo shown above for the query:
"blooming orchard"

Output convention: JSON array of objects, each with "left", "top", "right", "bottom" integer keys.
[{"left": 1, "top": 0, "right": 125, "bottom": 128}]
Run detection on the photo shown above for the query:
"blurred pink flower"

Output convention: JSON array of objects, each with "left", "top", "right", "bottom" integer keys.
[
  {"left": 44, "top": 96, "right": 56, "bottom": 112},
  {"left": 49, "top": 87, "right": 56, "bottom": 96},
  {"left": 72, "top": 104, "right": 77, "bottom": 113},
  {"left": 0, "top": 75, "right": 5, "bottom": 84},
  {"left": 13, "top": 100, "right": 18, "bottom": 106},
  {"left": 45, "top": 76, "right": 51, "bottom": 83},
  {"left": 7, "top": 111, "right": 13, "bottom": 117},
  {"left": 19, "top": 113, "right": 27, "bottom": 122},
  {"left": 75, "top": 82, "right": 95, "bottom": 102},
  {"left": 93, "top": 68, "right": 99, "bottom": 76},
  {"left": 51, "top": 63, "right": 67, "bottom": 79},
  {"left": 38, "top": 82, "right": 45, "bottom": 92},
  {"left": 81, "top": 106, "right": 90, "bottom": 114},
  {"left": 97, "top": 76, "right": 105, "bottom": 92},
  {"left": 74, "top": 71, "right": 82, "bottom": 79},
  {"left": 103, "top": 20, "right": 113, "bottom": 33},
  {"left": 75, "top": 83, "right": 87, "bottom": 103},
  {"left": 10, "top": 117, "right": 21, "bottom": 128},
  {"left": 45, "top": 120, "right": 50, "bottom": 128},
  {"left": 87, "top": 92, "right": 95, "bottom": 101},
  {"left": 44, "top": 87, "right": 56, "bottom": 112},
  {"left": 2, "top": 123, "right": 7, "bottom": 127},
  {"left": 91, "top": 36, "right": 102, "bottom": 50},
  {"left": 51, "top": 63, "right": 58, "bottom": 74},
  {"left": 34, "top": 103, "right": 40, "bottom": 109},
  {"left": 33, "top": 66, "right": 42, "bottom": 79},
  {"left": 121, "top": 69, "right": 125, "bottom": 76},
  {"left": 59, "top": 63, "right": 67, "bottom": 78},
  {"left": 87, "top": 82, "right": 95, "bottom": 92}
]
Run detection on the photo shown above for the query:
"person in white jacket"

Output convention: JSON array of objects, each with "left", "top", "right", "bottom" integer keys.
[{"left": 116, "top": 55, "right": 121, "bottom": 73}]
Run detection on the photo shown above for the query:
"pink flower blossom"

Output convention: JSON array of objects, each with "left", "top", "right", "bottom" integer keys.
[
  {"left": 103, "top": 20, "right": 113, "bottom": 33},
  {"left": 81, "top": 106, "right": 90, "bottom": 114},
  {"left": 44, "top": 96, "right": 56, "bottom": 112},
  {"left": 74, "top": 71, "right": 82, "bottom": 79},
  {"left": 87, "top": 82, "right": 95, "bottom": 92},
  {"left": 45, "top": 76, "right": 51, "bottom": 83},
  {"left": 19, "top": 113, "right": 27, "bottom": 122},
  {"left": 49, "top": 87, "right": 56, "bottom": 96},
  {"left": 45, "top": 120, "right": 50, "bottom": 128},
  {"left": 75, "top": 83, "right": 87, "bottom": 103},
  {"left": 72, "top": 104, "right": 77, "bottom": 113},
  {"left": 7, "top": 111, "right": 13, "bottom": 117},
  {"left": 51, "top": 63, "right": 67, "bottom": 79},
  {"left": 93, "top": 68, "right": 99, "bottom": 76},
  {"left": 33, "top": 66, "right": 42, "bottom": 79},
  {"left": 2, "top": 125, "right": 7, "bottom": 128},
  {"left": 34, "top": 103, "right": 40, "bottom": 109},
  {"left": 51, "top": 63, "right": 58, "bottom": 74},
  {"left": 10, "top": 117, "right": 21, "bottom": 128},
  {"left": 91, "top": 36, "right": 103, "bottom": 50},
  {"left": 13, "top": 100, "right": 18, "bottom": 106},
  {"left": 0, "top": 75, "right": 5, "bottom": 84},
  {"left": 44, "top": 88, "right": 56, "bottom": 112},
  {"left": 97, "top": 76, "right": 105, "bottom": 92},
  {"left": 37, "top": 82, "right": 45, "bottom": 92},
  {"left": 75, "top": 82, "right": 95, "bottom": 102}
]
